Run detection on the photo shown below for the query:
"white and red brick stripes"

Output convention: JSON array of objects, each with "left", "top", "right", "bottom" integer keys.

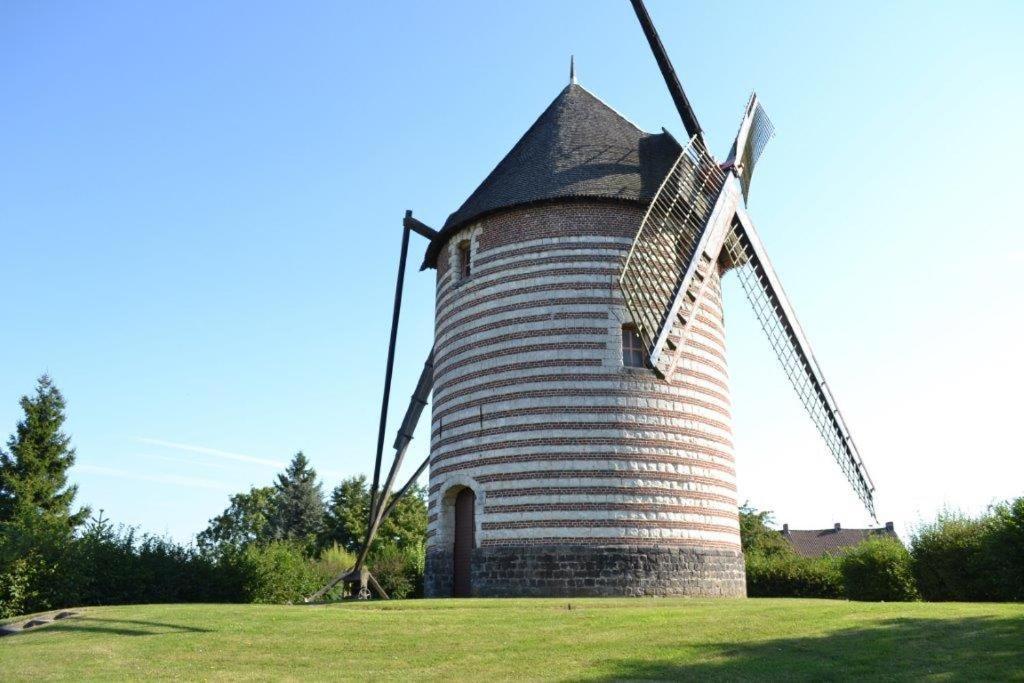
[{"left": 426, "top": 202, "right": 742, "bottom": 557}]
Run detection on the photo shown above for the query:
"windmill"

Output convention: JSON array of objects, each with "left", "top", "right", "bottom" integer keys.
[
  {"left": 310, "top": 0, "right": 875, "bottom": 601},
  {"left": 621, "top": 0, "right": 875, "bottom": 517}
]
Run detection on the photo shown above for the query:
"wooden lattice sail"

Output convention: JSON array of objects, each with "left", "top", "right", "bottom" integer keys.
[{"left": 619, "top": 79, "right": 876, "bottom": 518}]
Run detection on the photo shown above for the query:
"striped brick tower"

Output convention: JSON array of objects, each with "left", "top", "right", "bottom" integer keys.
[{"left": 421, "top": 82, "right": 745, "bottom": 597}]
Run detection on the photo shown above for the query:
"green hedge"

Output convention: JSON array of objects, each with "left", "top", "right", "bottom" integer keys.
[
  {"left": 746, "top": 541, "right": 919, "bottom": 602},
  {"left": 912, "top": 500, "right": 1024, "bottom": 602},
  {"left": 986, "top": 498, "right": 1024, "bottom": 601},
  {"left": 911, "top": 513, "right": 991, "bottom": 601},
  {"left": 745, "top": 496, "right": 1024, "bottom": 602},
  {"left": 0, "top": 527, "right": 227, "bottom": 618},
  {"left": 746, "top": 552, "right": 844, "bottom": 598},
  {"left": 0, "top": 519, "right": 428, "bottom": 617},
  {"left": 219, "top": 542, "right": 332, "bottom": 604},
  {"left": 841, "top": 537, "right": 918, "bottom": 601}
]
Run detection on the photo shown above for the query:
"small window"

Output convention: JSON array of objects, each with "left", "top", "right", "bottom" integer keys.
[
  {"left": 458, "top": 241, "right": 471, "bottom": 279},
  {"left": 622, "top": 324, "right": 647, "bottom": 368}
]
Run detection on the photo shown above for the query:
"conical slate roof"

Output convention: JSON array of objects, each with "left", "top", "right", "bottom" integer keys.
[{"left": 423, "top": 83, "right": 681, "bottom": 268}]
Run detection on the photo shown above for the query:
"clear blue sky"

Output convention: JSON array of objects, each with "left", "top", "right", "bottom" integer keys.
[{"left": 2, "top": 1, "right": 1022, "bottom": 542}]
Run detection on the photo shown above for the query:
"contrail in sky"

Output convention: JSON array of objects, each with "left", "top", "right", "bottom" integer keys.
[
  {"left": 136, "top": 437, "right": 284, "bottom": 468},
  {"left": 78, "top": 464, "right": 235, "bottom": 492},
  {"left": 140, "top": 452, "right": 234, "bottom": 471}
]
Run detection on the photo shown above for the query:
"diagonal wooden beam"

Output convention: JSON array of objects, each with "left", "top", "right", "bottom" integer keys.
[{"left": 629, "top": 0, "right": 703, "bottom": 140}]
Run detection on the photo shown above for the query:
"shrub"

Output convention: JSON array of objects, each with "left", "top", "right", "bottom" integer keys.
[
  {"left": 0, "top": 514, "right": 233, "bottom": 616},
  {"left": 369, "top": 541, "right": 424, "bottom": 599},
  {"left": 984, "top": 498, "right": 1024, "bottom": 601},
  {"left": 911, "top": 512, "right": 993, "bottom": 601},
  {"left": 746, "top": 551, "right": 844, "bottom": 599},
  {"left": 0, "top": 517, "right": 65, "bottom": 616},
  {"left": 910, "top": 499, "right": 1024, "bottom": 602},
  {"left": 310, "top": 543, "right": 357, "bottom": 600},
  {"left": 0, "top": 554, "right": 48, "bottom": 619},
  {"left": 48, "top": 517, "right": 228, "bottom": 607},
  {"left": 0, "top": 505, "right": 429, "bottom": 614},
  {"left": 741, "top": 503, "right": 846, "bottom": 599},
  {"left": 53, "top": 518, "right": 142, "bottom": 606},
  {"left": 841, "top": 537, "right": 918, "bottom": 601},
  {"left": 317, "top": 543, "right": 357, "bottom": 578},
  {"left": 739, "top": 503, "right": 792, "bottom": 558},
  {"left": 222, "top": 541, "right": 331, "bottom": 604}
]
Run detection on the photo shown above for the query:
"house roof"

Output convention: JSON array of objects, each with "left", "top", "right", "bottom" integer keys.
[
  {"left": 782, "top": 524, "right": 901, "bottom": 557},
  {"left": 421, "top": 83, "right": 682, "bottom": 269}
]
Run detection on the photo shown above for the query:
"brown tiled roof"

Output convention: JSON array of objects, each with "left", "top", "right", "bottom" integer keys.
[
  {"left": 421, "top": 83, "right": 681, "bottom": 269},
  {"left": 782, "top": 524, "right": 901, "bottom": 557}
]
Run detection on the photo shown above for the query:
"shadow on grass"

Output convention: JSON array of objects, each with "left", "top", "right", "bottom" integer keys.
[
  {"left": 42, "top": 616, "right": 213, "bottom": 637},
  {"left": 600, "top": 616, "right": 1024, "bottom": 681}
]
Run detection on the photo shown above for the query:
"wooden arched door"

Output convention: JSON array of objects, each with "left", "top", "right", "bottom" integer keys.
[{"left": 452, "top": 487, "right": 475, "bottom": 597}]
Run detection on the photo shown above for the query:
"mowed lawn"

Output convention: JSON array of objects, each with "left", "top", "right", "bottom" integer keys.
[{"left": 3, "top": 599, "right": 1023, "bottom": 681}]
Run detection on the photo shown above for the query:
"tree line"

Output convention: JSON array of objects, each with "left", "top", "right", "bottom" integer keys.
[{"left": 0, "top": 375, "right": 426, "bottom": 617}]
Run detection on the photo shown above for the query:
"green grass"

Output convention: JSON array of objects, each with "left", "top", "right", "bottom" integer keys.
[{"left": 3, "top": 599, "right": 1023, "bottom": 681}]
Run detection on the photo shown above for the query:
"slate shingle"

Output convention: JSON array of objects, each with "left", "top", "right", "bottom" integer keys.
[{"left": 422, "top": 83, "right": 681, "bottom": 269}]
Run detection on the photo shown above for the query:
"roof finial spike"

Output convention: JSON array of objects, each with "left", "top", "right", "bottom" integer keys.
[{"left": 569, "top": 55, "right": 577, "bottom": 85}]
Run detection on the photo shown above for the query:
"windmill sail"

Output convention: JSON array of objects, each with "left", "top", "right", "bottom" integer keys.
[
  {"left": 620, "top": 106, "right": 874, "bottom": 517},
  {"left": 619, "top": 136, "right": 735, "bottom": 376},
  {"left": 725, "top": 94, "right": 775, "bottom": 202},
  {"left": 724, "top": 212, "right": 876, "bottom": 517}
]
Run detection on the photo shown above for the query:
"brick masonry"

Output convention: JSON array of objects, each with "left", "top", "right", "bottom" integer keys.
[
  {"left": 425, "top": 200, "right": 745, "bottom": 597},
  {"left": 425, "top": 545, "right": 746, "bottom": 598}
]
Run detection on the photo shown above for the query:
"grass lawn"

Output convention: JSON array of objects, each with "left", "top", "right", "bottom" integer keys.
[{"left": 3, "top": 599, "right": 1023, "bottom": 681}]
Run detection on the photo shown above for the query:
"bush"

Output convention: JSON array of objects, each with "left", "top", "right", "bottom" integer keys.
[
  {"left": 309, "top": 543, "right": 357, "bottom": 600},
  {"left": 0, "top": 515, "right": 236, "bottom": 616},
  {"left": 739, "top": 504, "right": 791, "bottom": 558},
  {"left": 746, "top": 551, "right": 844, "bottom": 599},
  {"left": 741, "top": 503, "right": 845, "bottom": 599},
  {"left": 910, "top": 499, "right": 1024, "bottom": 602},
  {"left": 222, "top": 541, "right": 332, "bottom": 604},
  {"left": 369, "top": 541, "right": 424, "bottom": 599},
  {"left": 1, "top": 506, "right": 428, "bottom": 615},
  {"left": 316, "top": 543, "right": 357, "bottom": 578},
  {"left": 841, "top": 537, "right": 918, "bottom": 601},
  {"left": 911, "top": 512, "right": 993, "bottom": 601},
  {"left": 0, "top": 554, "right": 48, "bottom": 619},
  {"left": 48, "top": 518, "right": 227, "bottom": 607},
  {"left": 984, "top": 498, "right": 1024, "bottom": 601}
]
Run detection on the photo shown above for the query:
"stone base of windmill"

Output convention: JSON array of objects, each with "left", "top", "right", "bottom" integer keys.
[{"left": 424, "top": 546, "right": 746, "bottom": 598}]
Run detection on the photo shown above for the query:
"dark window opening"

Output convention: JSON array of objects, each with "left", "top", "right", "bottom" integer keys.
[
  {"left": 458, "top": 241, "right": 471, "bottom": 279},
  {"left": 622, "top": 324, "right": 647, "bottom": 369}
]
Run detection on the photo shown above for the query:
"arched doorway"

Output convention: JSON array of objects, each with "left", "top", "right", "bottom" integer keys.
[{"left": 452, "top": 487, "right": 475, "bottom": 597}]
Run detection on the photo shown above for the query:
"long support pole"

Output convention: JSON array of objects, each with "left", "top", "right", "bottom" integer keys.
[
  {"left": 354, "top": 352, "right": 432, "bottom": 573},
  {"left": 307, "top": 212, "right": 439, "bottom": 603},
  {"left": 366, "top": 352, "right": 433, "bottom": 535},
  {"left": 363, "top": 221, "right": 411, "bottom": 561}
]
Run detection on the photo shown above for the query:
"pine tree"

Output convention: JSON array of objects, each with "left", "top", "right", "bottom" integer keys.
[
  {"left": 269, "top": 452, "right": 324, "bottom": 545},
  {"left": 0, "top": 375, "right": 89, "bottom": 530}
]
